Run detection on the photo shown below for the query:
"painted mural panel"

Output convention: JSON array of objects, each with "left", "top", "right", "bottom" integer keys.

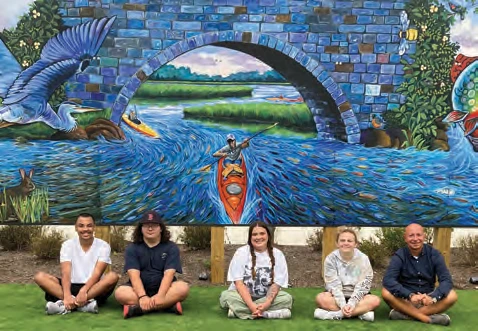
[{"left": 0, "top": 0, "right": 477, "bottom": 226}]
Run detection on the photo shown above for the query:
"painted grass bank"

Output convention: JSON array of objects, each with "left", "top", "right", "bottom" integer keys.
[
  {"left": 184, "top": 103, "right": 316, "bottom": 131},
  {"left": 0, "top": 108, "right": 112, "bottom": 140},
  {"left": 0, "top": 285, "right": 474, "bottom": 331},
  {"left": 136, "top": 83, "right": 253, "bottom": 99}
]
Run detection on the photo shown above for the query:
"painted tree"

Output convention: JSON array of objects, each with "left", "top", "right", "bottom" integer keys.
[{"left": 0, "top": 0, "right": 65, "bottom": 108}]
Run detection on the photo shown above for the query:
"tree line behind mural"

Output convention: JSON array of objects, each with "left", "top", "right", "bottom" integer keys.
[{"left": 0, "top": 0, "right": 477, "bottom": 225}]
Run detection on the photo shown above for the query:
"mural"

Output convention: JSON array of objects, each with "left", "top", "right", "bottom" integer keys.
[{"left": 0, "top": 0, "right": 477, "bottom": 226}]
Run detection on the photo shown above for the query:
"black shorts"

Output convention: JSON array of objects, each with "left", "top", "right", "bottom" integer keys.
[
  {"left": 44, "top": 277, "right": 114, "bottom": 306},
  {"left": 123, "top": 278, "right": 177, "bottom": 297}
]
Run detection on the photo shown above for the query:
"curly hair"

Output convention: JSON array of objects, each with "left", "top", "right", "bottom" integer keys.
[
  {"left": 247, "top": 221, "right": 275, "bottom": 284},
  {"left": 131, "top": 221, "right": 170, "bottom": 244}
]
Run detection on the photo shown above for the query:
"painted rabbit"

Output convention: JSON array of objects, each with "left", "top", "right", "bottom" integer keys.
[{"left": 1, "top": 169, "right": 35, "bottom": 219}]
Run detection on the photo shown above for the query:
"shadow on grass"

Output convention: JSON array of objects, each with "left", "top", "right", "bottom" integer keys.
[{"left": 0, "top": 285, "right": 474, "bottom": 330}]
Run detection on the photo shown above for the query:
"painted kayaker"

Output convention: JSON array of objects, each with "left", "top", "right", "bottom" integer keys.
[
  {"left": 213, "top": 134, "right": 250, "bottom": 179},
  {"left": 128, "top": 110, "right": 141, "bottom": 125}
]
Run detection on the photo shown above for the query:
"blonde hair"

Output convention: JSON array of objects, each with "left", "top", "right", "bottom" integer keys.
[{"left": 336, "top": 227, "right": 359, "bottom": 243}]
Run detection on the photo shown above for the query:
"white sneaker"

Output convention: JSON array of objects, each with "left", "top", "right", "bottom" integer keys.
[
  {"left": 262, "top": 309, "right": 291, "bottom": 319},
  {"left": 45, "top": 300, "right": 69, "bottom": 315},
  {"left": 314, "top": 308, "right": 343, "bottom": 320},
  {"left": 77, "top": 300, "right": 98, "bottom": 314},
  {"left": 359, "top": 311, "right": 374, "bottom": 322},
  {"left": 227, "top": 309, "right": 236, "bottom": 318}
]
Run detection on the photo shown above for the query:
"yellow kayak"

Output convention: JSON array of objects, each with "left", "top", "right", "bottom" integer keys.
[{"left": 122, "top": 114, "right": 160, "bottom": 138}]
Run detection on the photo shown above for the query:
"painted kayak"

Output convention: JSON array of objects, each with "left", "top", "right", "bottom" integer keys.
[
  {"left": 266, "top": 96, "right": 304, "bottom": 103},
  {"left": 122, "top": 114, "right": 159, "bottom": 138},
  {"left": 217, "top": 155, "right": 247, "bottom": 224}
]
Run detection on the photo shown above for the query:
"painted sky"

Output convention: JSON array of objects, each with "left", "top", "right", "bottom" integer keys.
[{"left": 2, "top": 1, "right": 478, "bottom": 62}]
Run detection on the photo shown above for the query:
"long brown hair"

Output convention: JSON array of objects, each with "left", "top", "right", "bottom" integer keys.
[
  {"left": 131, "top": 221, "right": 171, "bottom": 244},
  {"left": 247, "top": 221, "right": 275, "bottom": 284}
]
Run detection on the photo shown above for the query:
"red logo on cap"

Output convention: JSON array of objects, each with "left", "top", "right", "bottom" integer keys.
[{"left": 148, "top": 213, "right": 153, "bottom": 221}]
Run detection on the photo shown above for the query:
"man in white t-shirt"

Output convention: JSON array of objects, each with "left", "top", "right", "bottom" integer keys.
[{"left": 34, "top": 213, "right": 119, "bottom": 315}]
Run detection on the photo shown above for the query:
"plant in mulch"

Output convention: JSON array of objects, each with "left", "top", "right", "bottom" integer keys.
[
  {"left": 0, "top": 225, "right": 42, "bottom": 251},
  {"left": 179, "top": 226, "right": 211, "bottom": 251},
  {"left": 31, "top": 228, "right": 64, "bottom": 259},
  {"left": 455, "top": 234, "right": 478, "bottom": 267},
  {"left": 306, "top": 228, "right": 323, "bottom": 252}
]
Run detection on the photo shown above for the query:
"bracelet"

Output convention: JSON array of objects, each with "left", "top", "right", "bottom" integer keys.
[{"left": 138, "top": 295, "right": 147, "bottom": 299}]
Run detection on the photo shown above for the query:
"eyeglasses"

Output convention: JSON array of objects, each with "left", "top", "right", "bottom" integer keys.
[{"left": 142, "top": 224, "right": 160, "bottom": 229}]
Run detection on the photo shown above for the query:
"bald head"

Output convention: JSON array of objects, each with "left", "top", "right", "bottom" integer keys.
[{"left": 404, "top": 223, "right": 425, "bottom": 254}]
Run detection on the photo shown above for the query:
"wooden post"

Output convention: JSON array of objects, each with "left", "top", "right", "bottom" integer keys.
[
  {"left": 322, "top": 227, "right": 337, "bottom": 279},
  {"left": 211, "top": 226, "right": 225, "bottom": 284},
  {"left": 95, "top": 225, "right": 111, "bottom": 273},
  {"left": 433, "top": 227, "right": 452, "bottom": 267}
]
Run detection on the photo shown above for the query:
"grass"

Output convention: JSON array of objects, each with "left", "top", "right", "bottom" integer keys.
[
  {"left": 184, "top": 103, "right": 316, "bottom": 131},
  {"left": 0, "top": 285, "right": 474, "bottom": 330},
  {"left": 9, "top": 187, "right": 49, "bottom": 223},
  {"left": 0, "top": 108, "right": 111, "bottom": 140},
  {"left": 135, "top": 82, "right": 253, "bottom": 99}
]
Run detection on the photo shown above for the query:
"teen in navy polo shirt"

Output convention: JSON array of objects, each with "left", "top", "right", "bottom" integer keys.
[
  {"left": 114, "top": 210, "right": 189, "bottom": 319},
  {"left": 382, "top": 223, "right": 458, "bottom": 326}
]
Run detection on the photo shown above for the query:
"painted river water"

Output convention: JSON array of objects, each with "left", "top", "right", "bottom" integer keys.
[{"left": 0, "top": 85, "right": 477, "bottom": 225}]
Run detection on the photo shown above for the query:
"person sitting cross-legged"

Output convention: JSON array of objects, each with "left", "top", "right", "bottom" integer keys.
[
  {"left": 114, "top": 210, "right": 189, "bottom": 319},
  {"left": 219, "top": 221, "right": 293, "bottom": 319},
  {"left": 34, "top": 213, "right": 119, "bottom": 315},
  {"left": 315, "top": 228, "right": 380, "bottom": 322},
  {"left": 382, "top": 223, "right": 458, "bottom": 326}
]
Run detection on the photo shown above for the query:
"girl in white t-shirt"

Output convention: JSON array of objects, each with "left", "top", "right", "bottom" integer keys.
[{"left": 219, "top": 221, "right": 293, "bottom": 319}]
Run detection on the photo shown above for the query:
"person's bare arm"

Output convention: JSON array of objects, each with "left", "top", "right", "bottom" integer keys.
[
  {"left": 234, "top": 280, "right": 259, "bottom": 315},
  {"left": 75, "top": 261, "right": 108, "bottom": 306},
  {"left": 60, "top": 261, "right": 76, "bottom": 310},
  {"left": 128, "top": 269, "right": 154, "bottom": 311}
]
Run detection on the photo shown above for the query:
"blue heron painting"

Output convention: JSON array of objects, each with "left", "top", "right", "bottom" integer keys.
[{"left": 0, "top": 16, "right": 116, "bottom": 132}]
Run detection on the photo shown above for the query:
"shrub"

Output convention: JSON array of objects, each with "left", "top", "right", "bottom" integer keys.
[
  {"left": 179, "top": 226, "right": 211, "bottom": 250},
  {"left": 110, "top": 226, "right": 129, "bottom": 253},
  {"left": 0, "top": 225, "right": 42, "bottom": 251},
  {"left": 455, "top": 234, "right": 478, "bottom": 267},
  {"left": 31, "top": 228, "right": 64, "bottom": 259},
  {"left": 306, "top": 228, "right": 323, "bottom": 252},
  {"left": 359, "top": 237, "right": 388, "bottom": 268}
]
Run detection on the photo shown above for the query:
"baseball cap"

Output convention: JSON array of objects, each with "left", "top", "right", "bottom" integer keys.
[
  {"left": 226, "top": 133, "right": 236, "bottom": 141},
  {"left": 139, "top": 210, "right": 162, "bottom": 224}
]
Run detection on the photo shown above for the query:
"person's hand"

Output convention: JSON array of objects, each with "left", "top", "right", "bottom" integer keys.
[
  {"left": 139, "top": 296, "right": 154, "bottom": 311},
  {"left": 421, "top": 295, "right": 435, "bottom": 306},
  {"left": 248, "top": 303, "right": 261, "bottom": 318},
  {"left": 342, "top": 304, "right": 353, "bottom": 318},
  {"left": 257, "top": 300, "right": 272, "bottom": 315},
  {"left": 410, "top": 293, "right": 425, "bottom": 305},
  {"left": 63, "top": 295, "right": 76, "bottom": 310},
  {"left": 75, "top": 289, "right": 88, "bottom": 307},
  {"left": 151, "top": 294, "right": 166, "bottom": 308}
]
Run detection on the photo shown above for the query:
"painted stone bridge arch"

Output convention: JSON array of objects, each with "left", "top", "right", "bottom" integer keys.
[{"left": 110, "top": 30, "right": 360, "bottom": 143}]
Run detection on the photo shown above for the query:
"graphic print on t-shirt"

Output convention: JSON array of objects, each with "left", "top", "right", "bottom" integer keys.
[{"left": 243, "top": 265, "right": 272, "bottom": 298}]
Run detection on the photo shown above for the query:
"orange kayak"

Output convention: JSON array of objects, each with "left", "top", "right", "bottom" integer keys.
[
  {"left": 217, "top": 155, "right": 247, "bottom": 224},
  {"left": 122, "top": 114, "right": 159, "bottom": 138}
]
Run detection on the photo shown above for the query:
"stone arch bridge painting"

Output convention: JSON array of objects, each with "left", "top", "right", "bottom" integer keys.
[{"left": 0, "top": 0, "right": 477, "bottom": 226}]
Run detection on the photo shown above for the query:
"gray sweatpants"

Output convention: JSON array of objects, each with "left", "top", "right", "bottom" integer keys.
[{"left": 219, "top": 289, "right": 293, "bottom": 319}]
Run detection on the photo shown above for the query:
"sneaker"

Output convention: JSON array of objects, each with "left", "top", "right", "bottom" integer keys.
[
  {"left": 262, "top": 309, "right": 291, "bottom": 319},
  {"left": 168, "top": 302, "right": 183, "bottom": 315},
  {"left": 359, "top": 311, "right": 374, "bottom": 322},
  {"left": 389, "top": 309, "right": 410, "bottom": 320},
  {"left": 314, "top": 308, "right": 343, "bottom": 320},
  {"left": 77, "top": 300, "right": 98, "bottom": 314},
  {"left": 123, "top": 305, "right": 143, "bottom": 319},
  {"left": 45, "top": 300, "right": 69, "bottom": 315},
  {"left": 227, "top": 309, "right": 236, "bottom": 318},
  {"left": 430, "top": 314, "right": 451, "bottom": 326}
]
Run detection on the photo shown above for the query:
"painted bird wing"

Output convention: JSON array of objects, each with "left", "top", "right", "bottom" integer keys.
[
  {"left": 0, "top": 40, "right": 22, "bottom": 99},
  {"left": 2, "top": 16, "right": 116, "bottom": 105}
]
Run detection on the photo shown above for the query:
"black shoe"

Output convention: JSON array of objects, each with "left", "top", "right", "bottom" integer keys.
[{"left": 123, "top": 305, "right": 143, "bottom": 319}]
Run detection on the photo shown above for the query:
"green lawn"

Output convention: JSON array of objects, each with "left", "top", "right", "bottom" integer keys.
[{"left": 0, "top": 285, "right": 474, "bottom": 330}]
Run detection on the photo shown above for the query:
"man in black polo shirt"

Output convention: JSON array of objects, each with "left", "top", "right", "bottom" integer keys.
[
  {"left": 382, "top": 223, "right": 458, "bottom": 326},
  {"left": 114, "top": 210, "right": 190, "bottom": 319}
]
